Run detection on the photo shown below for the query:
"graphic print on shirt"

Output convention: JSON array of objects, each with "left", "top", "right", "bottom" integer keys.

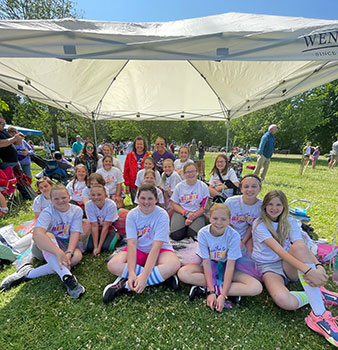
[
  {"left": 231, "top": 212, "right": 258, "bottom": 225},
  {"left": 137, "top": 225, "right": 152, "bottom": 239},
  {"left": 209, "top": 244, "right": 228, "bottom": 261},
  {"left": 52, "top": 223, "right": 70, "bottom": 237},
  {"left": 180, "top": 193, "right": 199, "bottom": 204}
]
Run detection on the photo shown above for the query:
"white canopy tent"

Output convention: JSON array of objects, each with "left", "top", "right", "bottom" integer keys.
[{"left": 0, "top": 12, "right": 337, "bottom": 146}]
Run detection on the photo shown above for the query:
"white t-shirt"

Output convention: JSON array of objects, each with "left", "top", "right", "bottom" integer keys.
[
  {"left": 174, "top": 159, "right": 194, "bottom": 179},
  {"left": 196, "top": 224, "right": 242, "bottom": 262},
  {"left": 96, "top": 167, "right": 124, "bottom": 196},
  {"left": 161, "top": 171, "right": 181, "bottom": 196},
  {"left": 85, "top": 198, "right": 118, "bottom": 225},
  {"left": 224, "top": 195, "right": 262, "bottom": 239},
  {"left": 32, "top": 193, "right": 51, "bottom": 213},
  {"left": 171, "top": 180, "right": 209, "bottom": 212},
  {"left": 135, "top": 187, "right": 164, "bottom": 205},
  {"left": 35, "top": 204, "right": 83, "bottom": 240},
  {"left": 135, "top": 168, "right": 161, "bottom": 187},
  {"left": 209, "top": 169, "right": 239, "bottom": 197},
  {"left": 126, "top": 206, "right": 173, "bottom": 253},
  {"left": 97, "top": 157, "right": 122, "bottom": 172},
  {"left": 66, "top": 180, "right": 87, "bottom": 202},
  {"left": 251, "top": 217, "right": 303, "bottom": 263}
]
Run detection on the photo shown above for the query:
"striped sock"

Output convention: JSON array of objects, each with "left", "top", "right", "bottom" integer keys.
[
  {"left": 298, "top": 264, "right": 326, "bottom": 316},
  {"left": 290, "top": 291, "right": 309, "bottom": 308}
]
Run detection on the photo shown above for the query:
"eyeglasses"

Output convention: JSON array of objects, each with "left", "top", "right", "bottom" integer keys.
[
  {"left": 86, "top": 146, "right": 94, "bottom": 149},
  {"left": 156, "top": 143, "right": 164, "bottom": 146},
  {"left": 184, "top": 170, "right": 197, "bottom": 175},
  {"left": 0, "top": 121, "right": 6, "bottom": 126}
]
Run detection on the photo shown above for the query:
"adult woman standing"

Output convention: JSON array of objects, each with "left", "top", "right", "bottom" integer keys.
[
  {"left": 152, "top": 137, "right": 175, "bottom": 174},
  {"left": 74, "top": 140, "right": 99, "bottom": 175},
  {"left": 124, "top": 136, "right": 149, "bottom": 203}
]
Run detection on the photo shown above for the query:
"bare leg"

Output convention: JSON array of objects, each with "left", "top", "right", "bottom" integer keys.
[
  {"left": 178, "top": 264, "right": 205, "bottom": 286},
  {"left": 107, "top": 251, "right": 128, "bottom": 276},
  {"left": 227, "top": 271, "right": 262, "bottom": 296}
]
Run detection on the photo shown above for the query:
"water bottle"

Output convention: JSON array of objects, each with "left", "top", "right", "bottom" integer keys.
[{"left": 333, "top": 256, "right": 338, "bottom": 285}]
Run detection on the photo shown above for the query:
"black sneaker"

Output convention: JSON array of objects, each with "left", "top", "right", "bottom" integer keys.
[
  {"left": 228, "top": 296, "right": 241, "bottom": 305},
  {"left": 163, "top": 275, "right": 180, "bottom": 291},
  {"left": 102, "top": 278, "right": 128, "bottom": 304},
  {"left": 62, "top": 274, "right": 85, "bottom": 298},
  {"left": 0, "top": 263, "right": 33, "bottom": 290},
  {"left": 189, "top": 285, "right": 207, "bottom": 301}
]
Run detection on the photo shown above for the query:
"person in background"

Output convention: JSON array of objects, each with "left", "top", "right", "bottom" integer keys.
[
  {"left": 328, "top": 137, "right": 338, "bottom": 170},
  {"left": 169, "top": 141, "right": 175, "bottom": 154},
  {"left": 7, "top": 125, "right": 35, "bottom": 179},
  {"left": 198, "top": 141, "right": 205, "bottom": 160},
  {"left": 152, "top": 137, "right": 175, "bottom": 174},
  {"left": 311, "top": 146, "right": 320, "bottom": 170},
  {"left": 126, "top": 139, "right": 133, "bottom": 154},
  {"left": 253, "top": 124, "right": 277, "bottom": 181},
  {"left": 72, "top": 135, "right": 84, "bottom": 158},
  {"left": 53, "top": 151, "right": 73, "bottom": 171},
  {"left": 124, "top": 136, "right": 150, "bottom": 203},
  {"left": 189, "top": 139, "right": 197, "bottom": 160}
]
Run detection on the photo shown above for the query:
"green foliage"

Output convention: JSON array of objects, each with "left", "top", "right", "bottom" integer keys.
[{"left": 0, "top": 0, "right": 79, "bottom": 20}]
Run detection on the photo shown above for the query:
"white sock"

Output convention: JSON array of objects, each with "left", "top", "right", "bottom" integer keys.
[
  {"left": 42, "top": 239, "right": 71, "bottom": 280},
  {"left": 26, "top": 264, "right": 54, "bottom": 279},
  {"left": 298, "top": 263, "right": 326, "bottom": 316}
]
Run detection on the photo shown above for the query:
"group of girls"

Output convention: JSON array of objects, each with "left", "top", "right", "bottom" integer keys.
[
  {"left": 2, "top": 142, "right": 338, "bottom": 347},
  {"left": 102, "top": 174, "right": 338, "bottom": 347}
]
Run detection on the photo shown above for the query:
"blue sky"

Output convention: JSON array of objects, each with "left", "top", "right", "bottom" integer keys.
[{"left": 75, "top": 0, "right": 338, "bottom": 22}]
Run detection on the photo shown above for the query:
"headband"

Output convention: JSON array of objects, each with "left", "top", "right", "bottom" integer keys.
[{"left": 241, "top": 175, "right": 261, "bottom": 186}]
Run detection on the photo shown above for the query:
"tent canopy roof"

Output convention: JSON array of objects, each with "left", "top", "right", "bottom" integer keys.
[
  {"left": 5, "top": 124, "right": 43, "bottom": 136},
  {"left": 0, "top": 12, "right": 337, "bottom": 121}
]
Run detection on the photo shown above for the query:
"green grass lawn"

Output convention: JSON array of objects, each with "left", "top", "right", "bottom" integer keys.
[{"left": 0, "top": 154, "right": 337, "bottom": 350}]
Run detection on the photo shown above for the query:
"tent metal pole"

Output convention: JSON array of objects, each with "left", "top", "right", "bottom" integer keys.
[
  {"left": 226, "top": 117, "right": 230, "bottom": 154},
  {"left": 92, "top": 112, "right": 97, "bottom": 147}
]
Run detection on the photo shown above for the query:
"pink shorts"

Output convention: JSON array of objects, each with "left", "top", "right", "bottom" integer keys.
[{"left": 122, "top": 247, "right": 174, "bottom": 266}]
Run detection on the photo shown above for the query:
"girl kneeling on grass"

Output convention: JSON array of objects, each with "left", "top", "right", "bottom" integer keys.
[
  {"left": 0, "top": 184, "right": 85, "bottom": 298},
  {"left": 102, "top": 184, "right": 181, "bottom": 304},
  {"left": 178, "top": 204, "right": 262, "bottom": 311},
  {"left": 85, "top": 184, "right": 119, "bottom": 257},
  {"left": 252, "top": 190, "right": 338, "bottom": 347}
]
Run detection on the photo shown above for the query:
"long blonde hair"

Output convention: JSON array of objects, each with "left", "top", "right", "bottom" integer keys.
[{"left": 258, "top": 190, "right": 290, "bottom": 246}]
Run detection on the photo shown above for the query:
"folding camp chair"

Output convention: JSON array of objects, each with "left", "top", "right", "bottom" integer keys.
[{"left": 0, "top": 166, "right": 21, "bottom": 211}]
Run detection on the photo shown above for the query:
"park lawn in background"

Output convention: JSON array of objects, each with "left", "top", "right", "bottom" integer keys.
[{"left": 0, "top": 153, "right": 337, "bottom": 350}]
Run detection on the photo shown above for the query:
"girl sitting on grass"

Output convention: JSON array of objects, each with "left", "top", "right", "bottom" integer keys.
[
  {"left": 161, "top": 158, "right": 181, "bottom": 209},
  {"left": 66, "top": 164, "right": 88, "bottom": 208},
  {"left": 85, "top": 184, "right": 119, "bottom": 257},
  {"left": 252, "top": 190, "right": 338, "bottom": 347},
  {"left": 224, "top": 174, "right": 262, "bottom": 252},
  {"left": 178, "top": 204, "right": 262, "bottom": 310},
  {"left": 174, "top": 146, "right": 194, "bottom": 180},
  {"left": 82, "top": 173, "right": 109, "bottom": 205},
  {"left": 96, "top": 155, "right": 124, "bottom": 208},
  {"left": 33, "top": 176, "right": 53, "bottom": 218},
  {"left": 102, "top": 184, "right": 181, "bottom": 304},
  {"left": 0, "top": 184, "right": 85, "bottom": 298},
  {"left": 208, "top": 154, "right": 239, "bottom": 200},
  {"left": 170, "top": 163, "right": 209, "bottom": 241},
  {"left": 135, "top": 169, "right": 164, "bottom": 207},
  {"left": 135, "top": 156, "right": 161, "bottom": 188}
]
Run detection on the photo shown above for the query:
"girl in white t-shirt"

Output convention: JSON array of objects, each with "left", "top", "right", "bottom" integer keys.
[
  {"left": 209, "top": 154, "right": 239, "bottom": 200},
  {"left": 170, "top": 163, "right": 209, "bottom": 241},
  {"left": 33, "top": 176, "right": 53, "bottom": 218},
  {"left": 174, "top": 146, "right": 194, "bottom": 180},
  {"left": 135, "top": 156, "right": 161, "bottom": 188},
  {"left": 82, "top": 173, "right": 109, "bottom": 205},
  {"left": 0, "top": 184, "right": 85, "bottom": 298},
  {"left": 252, "top": 190, "right": 338, "bottom": 346},
  {"left": 161, "top": 158, "right": 181, "bottom": 209},
  {"left": 178, "top": 204, "right": 262, "bottom": 311},
  {"left": 97, "top": 143, "right": 122, "bottom": 172},
  {"left": 102, "top": 184, "right": 181, "bottom": 304},
  {"left": 66, "top": 164, "right": 88, "bottom": 208},
  {"left": 85, "top": 184, "right": 119, "bottom": 257},
  {"left": 225, "top": 174, "right": 262, "bottom": 252},
  {"left": 96, "top": 155, "right": 124, "bottom": 208},
  {"left": 135, "top": 169, "right": 164, "bottom": 207}
]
